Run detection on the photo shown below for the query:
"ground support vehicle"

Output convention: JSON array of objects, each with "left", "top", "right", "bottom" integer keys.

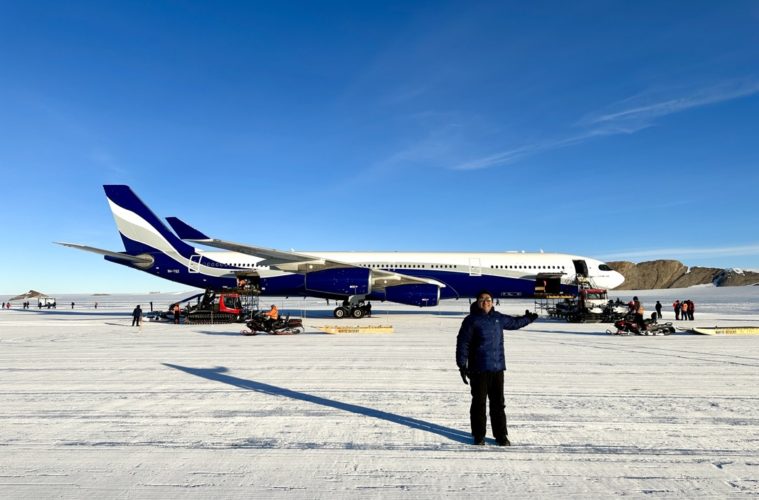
[
  {"left": 145, "top": 290, "right": 249, "bottom": 324},
  {"left": 241, "top": 311, "right": 304, "bottom": 335},
  {"left": 548, "top": 289, "right": 627, "bottom": 323},
  {"left": 607, "top": 314, "right": 675, "bottom": 336},
  {"left": 185, "top": 290, "right": 247, "bottom": 324}
]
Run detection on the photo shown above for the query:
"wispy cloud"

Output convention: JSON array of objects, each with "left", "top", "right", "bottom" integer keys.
[
  {"left": 450, "top": 130, "right": 606, "bottom": 171},
  {"left": 600, "top": 243, "right": 759, "bottom": 262},
  {"left": 451, "top": 78, "right": 759, "bottom": 171},
  {"left": 580, "top": 79, "right": 759, "bottom": 132}
]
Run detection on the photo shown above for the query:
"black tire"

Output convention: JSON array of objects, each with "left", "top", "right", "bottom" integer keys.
[
  {"left": 334, "top": 307, "right": 348, "bottom": 319},
  {"left": 351, "top": 307, "right": 364, "bottom": 319}
]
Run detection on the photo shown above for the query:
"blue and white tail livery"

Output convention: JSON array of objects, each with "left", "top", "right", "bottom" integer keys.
[{"left": 58, "top": 185, "right": 624, "bottom": 316}]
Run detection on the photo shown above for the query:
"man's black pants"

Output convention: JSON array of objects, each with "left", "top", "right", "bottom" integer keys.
[{"left": 469, "top": 371, "right": 507, "bottom": 441}]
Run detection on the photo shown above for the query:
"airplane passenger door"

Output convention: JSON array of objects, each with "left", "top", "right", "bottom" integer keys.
[
  {"left": 189, "top": 254, "right": 202, "bottom": 273},
  {"left": 572, "top": 259, "right": 589, "bottom": 277},
  {"left": 469, "top": 258, "right": 481, "bottom": 276}
]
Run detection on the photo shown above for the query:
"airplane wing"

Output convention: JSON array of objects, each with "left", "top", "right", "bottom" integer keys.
[
  {"left": 166, "top": 216, "right": 328, "bottom": 267},
  {"left": 165, "top": 217, "right": 445, "bottom": 291},
  {"left": 55, "top": 242, "right": 154, "bottom": 265},
  {"left": 368, "top": 267, "right": 446, "bottom": 290}
]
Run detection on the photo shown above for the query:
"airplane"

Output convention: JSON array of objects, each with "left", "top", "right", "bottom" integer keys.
[{"left": 58, "top": 185, "right": 625, "bottom": 318}]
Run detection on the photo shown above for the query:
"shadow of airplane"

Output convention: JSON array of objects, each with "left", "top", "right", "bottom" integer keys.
[{"left": 163, "top": 363, "right": 471, "bottom": 444}]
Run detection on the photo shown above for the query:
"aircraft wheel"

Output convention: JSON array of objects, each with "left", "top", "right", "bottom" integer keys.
[
  {"left": 351, "top": 307, "right": 365, "bottom": 319},
  {"left": 334, "top": 307, "right": 348, "bottom": 319}
]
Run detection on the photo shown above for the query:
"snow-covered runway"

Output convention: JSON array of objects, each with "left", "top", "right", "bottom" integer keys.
[{"left": 1, "top": 288, "right": 758, "bottom": 498}]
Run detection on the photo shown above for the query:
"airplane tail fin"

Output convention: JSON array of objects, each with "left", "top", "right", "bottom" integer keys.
[{"left": 103, "top": 185, "right": 195, "bottom": 257}]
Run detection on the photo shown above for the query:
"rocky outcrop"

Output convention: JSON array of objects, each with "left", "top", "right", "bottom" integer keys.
[
  {"left": 607, "top": 260, "right": 759, "bottom": 290},
  {"left": 712, "top": 268, "right": 759, "bottom": 287}
]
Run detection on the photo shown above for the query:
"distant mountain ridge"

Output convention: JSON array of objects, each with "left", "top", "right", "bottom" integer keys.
[{"left": 607, "top": 260, "right": 759, "bottom": 290}]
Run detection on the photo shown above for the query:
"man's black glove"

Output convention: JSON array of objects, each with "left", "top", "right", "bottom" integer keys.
[
  {"left": 459, "top": 366, "right": 469, "bottom": 385},
  {"left": 525, "top": 309, "right": 539, "bottom": 322}
]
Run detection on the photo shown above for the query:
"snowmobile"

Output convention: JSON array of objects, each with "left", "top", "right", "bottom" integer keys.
[
  {"left": 241, "top": 311, "right": 304, "bottom": 336},
  {"left": 607, "top": 313, "right": 675, "bottom": 336}
]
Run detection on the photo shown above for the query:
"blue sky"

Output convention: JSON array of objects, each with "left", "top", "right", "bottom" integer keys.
[{"left": 1, "top": 1, "right": 758, "bottom": 293}]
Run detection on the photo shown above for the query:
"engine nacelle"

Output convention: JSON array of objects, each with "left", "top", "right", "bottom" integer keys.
[
  {"left": 385, "top": 284, "right": 440, "bottom": 307},
  {"left": 305, "top": 267, "right": 371, "bottom": 295}
]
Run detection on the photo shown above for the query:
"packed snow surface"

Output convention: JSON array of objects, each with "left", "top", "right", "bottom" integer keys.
[{"left": 1, "top": 286, "right": 758, "bottom": 498}]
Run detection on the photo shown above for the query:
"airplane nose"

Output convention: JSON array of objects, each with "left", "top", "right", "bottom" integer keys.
[{"left": 610, "top": 271, "right": 625, "bottom": 289}]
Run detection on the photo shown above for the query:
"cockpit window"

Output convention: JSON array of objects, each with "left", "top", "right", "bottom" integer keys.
[{"left": 598, "top": 264, "right": 612, "bottom": 271}]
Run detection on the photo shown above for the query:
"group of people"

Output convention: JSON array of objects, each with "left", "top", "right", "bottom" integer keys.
[
  {"left": 1, "top": 301, "right": 101, "bottom": 309},
  {"left": 627, "top": 298, "right": 696, "bottom": 323},
  {"left": 1, "top": 301, "right": 52, "bottom": 309},
  {"left": 2, "top": 301, "right": 60, "bottom": 309},
  {"left": 672, "top": 299, "right": 695, "bottom": 320}
]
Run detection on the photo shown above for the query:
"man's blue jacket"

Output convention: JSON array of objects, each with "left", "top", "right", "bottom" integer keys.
[{"left": 456, "top": 307, "right": 532, "bottom": 373}]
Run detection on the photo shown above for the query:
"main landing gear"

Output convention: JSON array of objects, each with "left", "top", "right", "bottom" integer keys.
[{"left": 333, "top": 299, "right": 372, "bottom": 319}]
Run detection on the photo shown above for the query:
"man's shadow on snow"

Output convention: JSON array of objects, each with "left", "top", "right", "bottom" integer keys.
[{"left": 163, "top": 363, "right": 471, "bottom": 444}]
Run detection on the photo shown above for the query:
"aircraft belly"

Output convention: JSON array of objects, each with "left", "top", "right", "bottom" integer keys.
[
  {"left": 395, "top": 271, "right": 536, "bottom": 299},
  {"left": 260, "top": 274, "right": 306, "bottom": 295}
]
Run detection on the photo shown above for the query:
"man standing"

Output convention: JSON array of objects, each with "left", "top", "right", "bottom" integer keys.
[
  {"left": 655, "top": 301, "right": 662, "bottom": 320},
  {"left": 456, "top": 290, "right": 537, "bottom": 446},
  {"left": 132, "top": 305, "right": 142, "bottom": 327},
  {"left": 632, "top": 296, "right": 646, "bottom": 331}
]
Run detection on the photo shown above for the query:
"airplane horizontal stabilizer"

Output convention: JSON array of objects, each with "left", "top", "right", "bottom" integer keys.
[
  {"left": 55, "top": 242, "right": 154, "bottom": 264},
  {"left": 166, "top": 217, "right": 209, "bottom": 240}
]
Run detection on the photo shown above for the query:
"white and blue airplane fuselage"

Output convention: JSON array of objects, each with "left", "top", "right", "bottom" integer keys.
[{"left": 58, "top": 186, "right": 624, "bottom": 315}]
